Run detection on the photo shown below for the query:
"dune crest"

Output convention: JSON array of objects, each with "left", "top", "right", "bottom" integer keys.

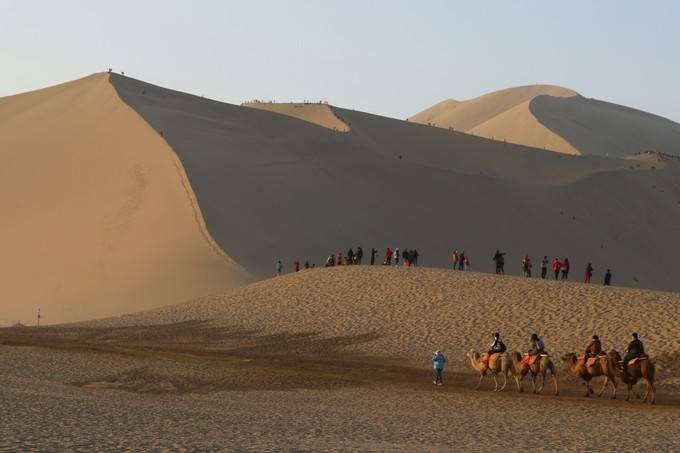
[
  {"left": 243, "top": 102, "right": 350, "bottom": 132},
  {"left": 0, "top": 73, "right": 252, "bottom": 325}
]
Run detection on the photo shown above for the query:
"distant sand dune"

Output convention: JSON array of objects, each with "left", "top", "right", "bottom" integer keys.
[
  {"left": 410, "top": 85, "right": 680, "bottom": 157},
  {"left": 243, "top": 102, "right": 350, "bottom": 132}
]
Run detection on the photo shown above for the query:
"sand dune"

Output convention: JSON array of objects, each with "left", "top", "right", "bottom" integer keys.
[
  {"left": 243, "top": 102, "right": 350, "bottom": 132},
  {"left": 83, "top": 266, "right": 680, "bottom": 382},
  {"left": 0, "top": 74, "right": 252, "bottom": 325},
  {"left": 110, "top": 74, "right": 680, "bottom": 293},
  {"left": 410, "top": 85, "right": 680, "bottom": 157}
]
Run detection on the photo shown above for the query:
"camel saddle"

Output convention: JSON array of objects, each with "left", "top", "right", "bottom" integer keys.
[
  {"left": 521, "top": 353, "right": 547, "bottom": 366},
  {"left": 482, "top": 352, "right": 501, "bottom": 365},
  {"left": 627, "top": 356, "right": 648, "bottom": 366},
  {"left": 585, "top": 354, "right": 606, "bottom": 368}
]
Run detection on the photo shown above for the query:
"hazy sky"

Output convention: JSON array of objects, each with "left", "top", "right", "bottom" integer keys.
[{"left": 2, "top": 0, "right": 679, "bottom": 121}]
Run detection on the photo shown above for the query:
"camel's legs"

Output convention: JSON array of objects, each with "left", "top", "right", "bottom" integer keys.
[
  {"left": 643, "top": 378, "right": 655, "bottom": 404},
  {"left": 584, "top": 381, "right": 590, "bottom": 397},
  {"left": 498, "top": 372, "right": 508, "bottom": 392},
  {"left": 552, "top": 371, "right": 559, "bottom": 396},
  {"left": 517, "top": 374, "right": 524, "bottom": 393},
  {"left": 475, "top": 373, "right": 484, "bottom": 391},
  {"left": 597, "top": 377, "right": 609, "bottom": 397},
  {"left": 610, "top": 378, "right": 617, "bottom": 399},
  {"left": 492, "top": 373, "right": 499, "bottom": 392},
  {"left": 536, "top": 372, "right": 545, "bottom": 394},
  {"left": 625, "top": 384, "right": 632, "bottom": 402}
]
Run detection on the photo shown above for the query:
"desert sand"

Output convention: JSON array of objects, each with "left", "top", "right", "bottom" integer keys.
[
  {"left": 243, "top": 102, "right": 350, "bottom": 132},
  {"left": 1, "top": 267, "right": 679, "bottom": 450},
  {"left": 410, "top": 85, "right": 680, "bottom": 157},
  {"left": 0, "top": 74, "right": 252, "bottom": 325}
]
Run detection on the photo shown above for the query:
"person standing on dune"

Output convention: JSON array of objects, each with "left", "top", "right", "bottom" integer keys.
[
  {"left": 562, "top": 258, "right": 570, "bottom": 280},
  {"left": 432, "top": 350, "right": 447, "bottom": 386},
  {"left": 370, "top": 247, "right": 377, "bottom": 265},
  {"left": 604, "top": 269, "right": 612, "bottom": 286},
  {"left": 458, "top": 251, "right": 466, "bottom": 271},
  {"left": 584, "top": 263, "right": 593, "bottom": 284},
  {"left": 493, "top": 250, "right": 505, "bottom": 274},
  {"left": 355, "top": 247, "right": 363, "bottom": 265},
  {"left": 385, "top": 247, "right": 392, "bottom": 265},
  {"left": 453, "top": 250, "right": 460, "bottom": 270},
  {"left": 394, "top": 248, "right": 400, "bottom": 266},
  {"left": 540, "top": 256, "right": 549, "bottom": 279},
  {"left": 275, "top": 260, "right": 283, "bottom": 276},
  {"left": 552, "top": 258, "right": 562, "bottom": 280}
]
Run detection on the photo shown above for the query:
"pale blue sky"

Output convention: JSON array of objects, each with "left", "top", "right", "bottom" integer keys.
[{"left": 1, "top": 0, "right": 679, "bottom": 121}]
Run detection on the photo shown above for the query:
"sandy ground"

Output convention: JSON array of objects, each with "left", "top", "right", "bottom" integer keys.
[
  {"left": 410, "top": 85, "right": 680, "bottom": 157},
  {"left": 110, "top": 73, "right": 680, "bottom": 295},
  {"left": 2, "top": 267, "right": 680, "bottom": 450},
  {"left": 0, "top": 74, "right": 252, "bottom": 325},
  {"left": 243, "top": 102, "right": 349, "bottom": 132}
]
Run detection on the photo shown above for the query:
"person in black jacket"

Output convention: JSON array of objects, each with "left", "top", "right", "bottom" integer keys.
[
  {"left": 370, "top": 248, "right": 377, "bottom": 265},
  {"left": 621, "top": 333, "right": 645, "bottom": 374}
]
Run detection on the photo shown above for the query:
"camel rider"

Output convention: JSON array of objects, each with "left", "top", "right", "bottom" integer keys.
[
  {"left": 484, "top": 332, "right": 506, "bottom": 365},
  {"left": 621, "top": 333, "right": 645, "bottom": 373},
  {"left": 528, "top": 333, "right": 545, "bottom": 356},
  {"left": 584, "top": 335, "right": 602, "bottom": 359}
]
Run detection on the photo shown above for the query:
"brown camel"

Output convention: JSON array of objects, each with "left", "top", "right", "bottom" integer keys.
[
  {"left": 466, "top": 351, "right": 518, "bottom": 392},
  {"left": 510, "top": 351, "right": 559, "bottom": 395},
  {"left": 561, "top": 353, "right": 617, "bottom": 398},
  {"left": 608, "top": 350, "right": 656, "bottom": 404}
]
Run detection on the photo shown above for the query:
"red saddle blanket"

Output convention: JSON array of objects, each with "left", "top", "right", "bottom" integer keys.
[
  {"left": 521, "top": 354, "right": 544, "bottom": 366},
  {"left": 482, "top": 353, "right": 500, "bottom": 365}
]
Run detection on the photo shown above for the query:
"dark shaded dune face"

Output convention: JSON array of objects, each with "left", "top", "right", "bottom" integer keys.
[
  {"left": 109, "top": 75, "right": 680, "bottom": 292},
  {"left": 530, "top": 95, "right": 680, "bottom": 157}
]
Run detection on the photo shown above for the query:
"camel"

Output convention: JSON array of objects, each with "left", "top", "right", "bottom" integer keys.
[
  {"left": 608, "top": 350, "right": 656, "bottom": 404},
  {"left": 510, "top": 351, "right": 559, "bottom": 395},
  {"left": 561, "top": 352, "right": 617, "bottom": 398},
  {"left": 466, "top": 351, "right": 518, "bottom": 392}
]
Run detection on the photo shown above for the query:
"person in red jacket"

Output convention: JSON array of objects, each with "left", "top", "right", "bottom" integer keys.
[
  {"left": 552, "top": 258, "right": 562, "bottom": 280},
  {"left": 385, "top": 247, "right": 393, "bottom": 265},
  {"left": 562, "top": 258, "right": 570, "bottom": 280}
]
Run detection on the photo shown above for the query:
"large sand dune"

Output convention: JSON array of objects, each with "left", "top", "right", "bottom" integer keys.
[
  {"left": 0, "top": 74, "right": 252, "bottom": 325},
  {"left": 410, "top": 85, "right": 680, "bottom": 157},
  {"left": 110, "top": 74, "right": 680, "bottom": 293}
]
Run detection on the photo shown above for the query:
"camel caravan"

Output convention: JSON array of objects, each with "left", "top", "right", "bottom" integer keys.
[{"left": 462, "top": 332, "right": 656, "bottom": 404}]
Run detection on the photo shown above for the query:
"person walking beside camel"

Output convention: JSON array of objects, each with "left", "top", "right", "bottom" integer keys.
[{"left": 432, "top": 350, "right": 447, "bottom": 386}]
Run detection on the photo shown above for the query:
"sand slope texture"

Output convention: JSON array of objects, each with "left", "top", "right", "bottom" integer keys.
[{"left": 0, "top": 74, "right": 252, "bottom": 325}]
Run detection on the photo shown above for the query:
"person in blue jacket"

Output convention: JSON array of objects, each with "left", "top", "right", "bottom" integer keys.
[{"left": 432, "top": 350, "right": 448, "bottom": 386}]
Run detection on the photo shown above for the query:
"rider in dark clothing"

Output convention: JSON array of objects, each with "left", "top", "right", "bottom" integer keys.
[
  {"left": 487, "top": 333, "right": 507, "bottom": 356},
  {"left": 584, "top": 335, "right": 602, "bottom": 358},
  {"left": 621, "top": 333, "right": 645, "bottom": 373},
  {"left": 528, "top": 333, "right": 545, "bottom": 356}
]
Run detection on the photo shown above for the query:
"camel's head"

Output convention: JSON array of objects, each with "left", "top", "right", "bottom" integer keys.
[
  {"left": 608, "top": 349, "right": 621, "bottom": 362},
  {"left": 465, "top": 350, "right": 477, "bottom": 360},
  {"left": 561, "top": 352, "right": 576, "bottom": 363}
]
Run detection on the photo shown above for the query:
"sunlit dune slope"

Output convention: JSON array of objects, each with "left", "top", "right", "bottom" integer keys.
[{"left": 0, "top": 74, "right": 252, "bottom": 325}]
